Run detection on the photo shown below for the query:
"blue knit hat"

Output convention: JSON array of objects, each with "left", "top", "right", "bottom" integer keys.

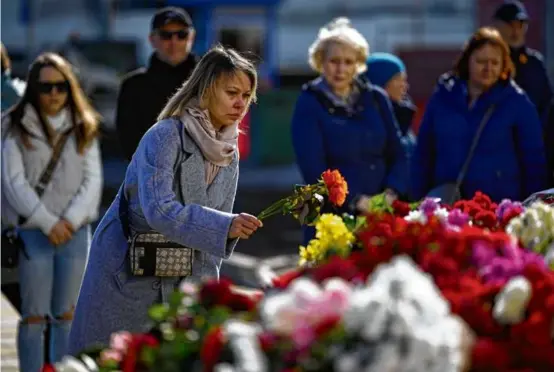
[{"left": 365, "top": 52, "right": 406, "bottom": 88}]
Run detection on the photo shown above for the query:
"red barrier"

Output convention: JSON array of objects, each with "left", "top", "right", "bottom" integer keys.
[{"left": 238, "top": 111, "right": 251, "bottom": 160}]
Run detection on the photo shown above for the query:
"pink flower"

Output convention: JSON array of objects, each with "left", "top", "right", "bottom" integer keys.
[
  {"left": 291, "top": 323, "right": 315, "bottom": 349},
  {"left": 109, "top": 331, "right": 133, "bottom": 353},
  {"left": 100, "top": 349, "right": 123, "bottom": 364},
  {"left": 179, "top": 281, "right": 198, "bottom": 297}
]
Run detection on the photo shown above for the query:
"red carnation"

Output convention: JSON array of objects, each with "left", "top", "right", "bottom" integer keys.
[
  {"left": 473, "top": 191, "right": 494, "bottom": 210},
  {"left": 321, "top": 169, "right": 348, "bottom": 207},
  {"left": 391, "top": 200, "right": 411, "bottom": 217},
  {"left": 474, "top": 210, "right": 497, "bottom": 229}
]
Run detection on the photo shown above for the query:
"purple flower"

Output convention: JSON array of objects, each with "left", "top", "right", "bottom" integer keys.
[
  {"left": 496, "top": 199, "right": 523, "bottom": 220},
  {"left": 420, "top": 198, "right": 440, "bottom": 215},
  {"left": 447, "top": 209, "right": 470, "bottom": 228}
]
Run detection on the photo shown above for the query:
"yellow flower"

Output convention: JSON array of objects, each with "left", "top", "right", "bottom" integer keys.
[{"left": 299, "top": 214, "right": 355, "bottom": 265}]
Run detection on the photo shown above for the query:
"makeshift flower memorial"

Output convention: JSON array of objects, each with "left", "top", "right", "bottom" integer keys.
[
  {"left": 62, "top": 190, "right": 554, "bottom": 372},
  {"left": 257, "top": 169, "right": 349, "bottom": 225}
]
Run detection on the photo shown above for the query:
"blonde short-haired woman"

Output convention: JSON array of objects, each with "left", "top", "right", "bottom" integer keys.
[
  {"left": 291, "top": 18, "right": 408, "bottom": 243},
  {"left": 68, "top": 45, "right": 263, "bottom": 353}
]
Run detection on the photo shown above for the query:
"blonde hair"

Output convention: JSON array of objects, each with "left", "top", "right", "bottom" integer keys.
[
  {"left": 158, "top": 45, "right": 258, "bottom": 120},
  {"left": 308, "top": 17, "right": 370, "bottom": 74}
]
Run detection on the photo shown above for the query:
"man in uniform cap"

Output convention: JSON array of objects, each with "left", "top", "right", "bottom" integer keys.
[
  {"left": 493, "top": 0, "right": 553, "bottom": 118},
  {"left": 115, "top": 6, "right": 199, "bottom": 161}
]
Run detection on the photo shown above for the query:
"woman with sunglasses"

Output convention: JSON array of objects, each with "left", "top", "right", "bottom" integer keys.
[{"left": 1, "top": 52, "right": 102, "bottom": 371}]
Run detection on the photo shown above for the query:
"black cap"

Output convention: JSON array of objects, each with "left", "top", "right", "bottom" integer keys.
[
  {"left": 493, "top": 1, "right": 529, "bottom": 23},
  {"left": 151, "top": 7, "right": 193, "bottom": 31}
]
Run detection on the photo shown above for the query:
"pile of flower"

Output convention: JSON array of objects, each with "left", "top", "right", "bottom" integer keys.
[{"left": 58, "top": 175, "right": 554, "bottom": 372}]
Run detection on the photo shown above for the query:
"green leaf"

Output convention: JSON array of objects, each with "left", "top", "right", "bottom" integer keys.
[
  {"left": 140, "top": 345, "right": 158, "bottom": 366},
  {"left": 148, "top": 303, "right": 170, "bottom": 322},
  {"left": 168, "top": 291, "right": 185, "bottom": 309}
]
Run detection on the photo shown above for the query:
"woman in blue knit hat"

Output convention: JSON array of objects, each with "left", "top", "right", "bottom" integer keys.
[{"left": 365, "top": 52, "right": 416, "bottom": 142}]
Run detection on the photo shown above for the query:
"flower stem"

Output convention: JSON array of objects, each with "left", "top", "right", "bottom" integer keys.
[{"left": 258, "top": 199, "right": 288, "bottom": 220}]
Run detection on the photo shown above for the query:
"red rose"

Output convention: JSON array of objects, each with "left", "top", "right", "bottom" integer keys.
[
  {"left": 199, "top": 279, "right": 233, "bottom": 308},
  {"left": 471, "top": 338, "right": 512, "bottom": 371},
  {"left": 200, "top": 327, "right": 225, "bottom": 372}
]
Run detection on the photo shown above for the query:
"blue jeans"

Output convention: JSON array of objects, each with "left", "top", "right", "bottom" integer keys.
[{"left": 17, "top": 225, "right": 90, "bottom": 372}]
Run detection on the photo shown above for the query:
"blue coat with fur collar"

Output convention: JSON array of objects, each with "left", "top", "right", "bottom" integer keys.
[{"left": 291, "top": 78, "right": 409, "bottom": 207}]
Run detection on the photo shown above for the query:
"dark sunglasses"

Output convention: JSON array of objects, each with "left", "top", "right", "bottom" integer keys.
[
  {"left": 158, "top": 29, "right": 189, "bottom": 40},
  {"left": 37, "top": 81, "right": 69, "bottom": 94}
]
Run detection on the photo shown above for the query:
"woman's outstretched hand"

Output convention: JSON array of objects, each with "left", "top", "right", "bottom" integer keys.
[{"left": 229, "top": 213, "right": 263, "bottom": 240}]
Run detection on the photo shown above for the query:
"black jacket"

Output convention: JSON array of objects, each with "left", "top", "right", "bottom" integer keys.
[
  {"left": 115, "top": 53, "right": 198, "bottom": 160},
  {"left": 510, "top": 46, "right": 553, "bottom": 117}
]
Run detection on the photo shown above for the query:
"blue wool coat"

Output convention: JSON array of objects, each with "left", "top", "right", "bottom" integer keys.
[
  {"left": 68, "top": 118, "right": 239, "bottom": 354},
  {"left": 291, "top": 78, "right": 409, "bottom": 208},
  {"left": 411, "top": 73, "right": 547, "bottom": 202}
]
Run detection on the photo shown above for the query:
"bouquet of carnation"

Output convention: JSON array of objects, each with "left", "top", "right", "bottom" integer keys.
[{"left": 257, "top": 169, "right": 349, "bottom": 225}]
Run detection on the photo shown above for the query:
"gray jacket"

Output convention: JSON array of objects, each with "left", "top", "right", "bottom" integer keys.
[{"left": 69, "top": 117, "right": 239, "bottom": 354}]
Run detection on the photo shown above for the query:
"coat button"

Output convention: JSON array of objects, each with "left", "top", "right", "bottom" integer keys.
[
  {"left": 152, "top": 280, "right": 161, "bottom": 290},
  {"left": 370, "top": 164, "right": 376, "bottom": 170},
  {"left": 329, "top": 108, "right": 335, "bottom": 114},
  {"left": 496, "top": 171, "right": 502, "bottom": 178}
]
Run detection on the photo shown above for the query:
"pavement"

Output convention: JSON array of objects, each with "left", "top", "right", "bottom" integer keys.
[{"left": 1, "top": 294, "right": 20, "bottom": 371}]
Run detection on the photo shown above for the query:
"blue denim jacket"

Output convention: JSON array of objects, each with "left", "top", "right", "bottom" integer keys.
[{"left": 68, "top": 118, "right": 239, "bottom": 353}]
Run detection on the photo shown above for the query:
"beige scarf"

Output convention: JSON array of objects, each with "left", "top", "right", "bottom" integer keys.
[{"left": 181, "top": 103, "right": 238, "bottom": 185}]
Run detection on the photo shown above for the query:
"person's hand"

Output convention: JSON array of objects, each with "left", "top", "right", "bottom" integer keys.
[
  {"left": 48, "top": 221, "right": 73, "bottom": 246},
  {"left": 228, "top": 213, "right": 263, "bottom": 240}
]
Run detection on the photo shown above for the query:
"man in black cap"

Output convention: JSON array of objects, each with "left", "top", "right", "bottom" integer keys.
[
  {"left": 115, "top": 6, "right": 199, "bottom": 161},
  {"left": 493, "top": 0, "right": 553, "bottom": 118}
]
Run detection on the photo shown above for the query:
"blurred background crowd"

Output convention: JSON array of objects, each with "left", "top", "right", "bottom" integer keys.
[{"left": 1, "top": 0, "right": 553, "bottom": 370}]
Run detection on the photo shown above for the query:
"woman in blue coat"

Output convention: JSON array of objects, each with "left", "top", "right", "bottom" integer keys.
[
  {"left": 412, "top": 27, "right": 547, "bottom": 203},
  {"left": 291, "top": 18, "right": 408, "bottom": 222}
]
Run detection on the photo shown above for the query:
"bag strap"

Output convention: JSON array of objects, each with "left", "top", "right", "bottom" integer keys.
[
  {"left": 455, "top": 105, "right": 496, "bottom": 188},
  {"left": 18, "top": 128, "right": 73, "bottom": 225},
  {"left": 118, "top": 119, "right": 185, "bottom": 240}
]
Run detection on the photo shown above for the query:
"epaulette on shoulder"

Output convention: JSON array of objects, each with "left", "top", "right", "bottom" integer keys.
[{"left": 525, "top": 47, "right": 544, "bottom": 62}]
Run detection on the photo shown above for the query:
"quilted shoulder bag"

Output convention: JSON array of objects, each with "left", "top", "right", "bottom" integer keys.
[{"left": 118, "top": 119, "right": 194, "bottom": 277}]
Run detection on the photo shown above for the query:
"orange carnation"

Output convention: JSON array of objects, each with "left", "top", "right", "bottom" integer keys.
[{"left": 321, "top": 169, "right": 348, "bottom": 207}]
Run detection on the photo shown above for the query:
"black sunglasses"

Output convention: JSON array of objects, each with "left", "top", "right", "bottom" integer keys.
[
  {"left": 158, "top": 29, "right": 189, "bottom": 40},
  {"left": 37, "top": 81, "right": 69, "bottom": 94}
]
